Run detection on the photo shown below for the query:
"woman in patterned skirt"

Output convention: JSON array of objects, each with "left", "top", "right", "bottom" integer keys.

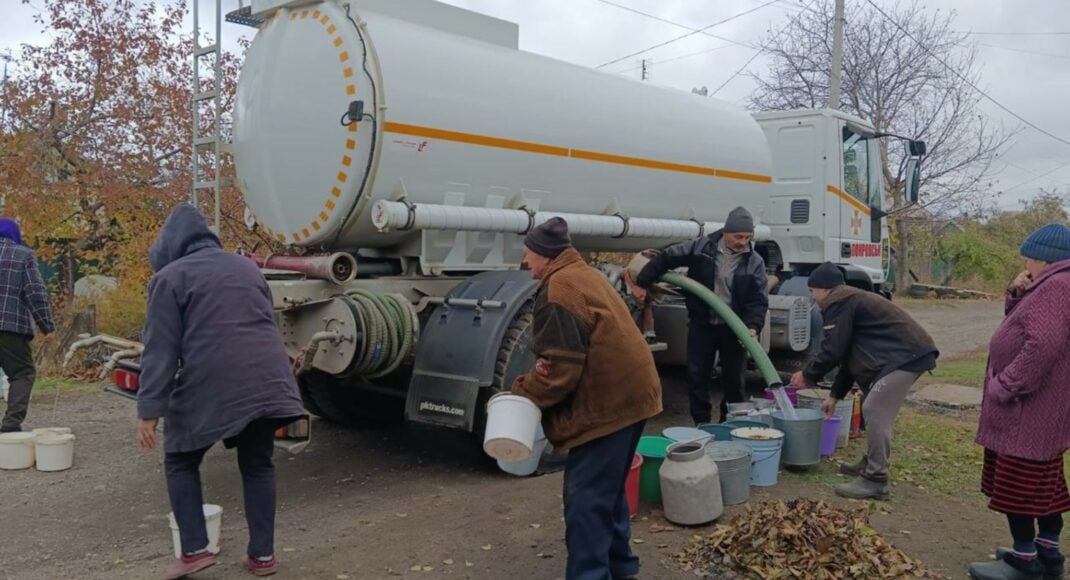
[{"left": 969, "top": 223, "right": 1070, "bottom": 580}]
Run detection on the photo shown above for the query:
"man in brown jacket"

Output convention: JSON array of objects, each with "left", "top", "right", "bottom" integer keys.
[{"left": 512, "top": 217, "right": 662, "bottom": 580}]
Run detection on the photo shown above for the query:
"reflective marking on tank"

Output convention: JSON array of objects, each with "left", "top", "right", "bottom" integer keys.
[
  {"left": 382, "top": 121, "right": 773, "bottom": 184},
  {"left": 272, "top": 5, "right": 358, "bottom": 244},
  {"left": 825, "top": 184, "right": 871, "bottom": 216}
]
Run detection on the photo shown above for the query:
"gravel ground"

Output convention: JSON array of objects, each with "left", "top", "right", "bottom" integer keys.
[{"left": 0, "top": 300, "right": 1007, "bottom": 580}]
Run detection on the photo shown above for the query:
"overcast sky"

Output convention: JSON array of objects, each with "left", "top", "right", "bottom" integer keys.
[{"left": 2, "top": 0, "right": 1068, "bottom": 212}]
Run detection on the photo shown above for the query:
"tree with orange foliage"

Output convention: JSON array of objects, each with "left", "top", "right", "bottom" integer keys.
[{"left": 0, "top": 0, "right": 268, "bottom": 337}]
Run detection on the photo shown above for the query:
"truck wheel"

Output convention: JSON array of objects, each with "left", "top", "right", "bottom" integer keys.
[
  {"left": 476, "top": 301, "right": 569, "bottom": 475},
  {"left": 298, "top": 369, "right": 404, "bottom": 428}
]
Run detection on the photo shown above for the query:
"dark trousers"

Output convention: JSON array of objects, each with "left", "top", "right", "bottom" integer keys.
[
  {"left": 563, "top": 420, "right": 645, "bottom": 580},
  {"left": 165, "top": 419, "right": 278, "bottom": 558},
  {"left": 1008, "top": 513, "right": 1065, "bottom": 545},
  {"left": 686, "top": 322, "right": 746, "bottom": 425},
  {"left": 0, "top": 332, "right": 36, "bottom": 432}
]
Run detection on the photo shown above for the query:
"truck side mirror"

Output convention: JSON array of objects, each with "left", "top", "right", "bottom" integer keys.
[{"left": 904, "top": 157, "right": 921, "bottom": 204}]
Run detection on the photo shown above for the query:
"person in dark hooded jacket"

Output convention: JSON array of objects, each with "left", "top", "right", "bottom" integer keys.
[{"left": 137, "top": 204, "right": 304, "bottom": 579}]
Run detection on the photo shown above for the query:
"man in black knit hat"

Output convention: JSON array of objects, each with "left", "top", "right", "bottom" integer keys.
[
  {"left": 791, "top": 262, "right": 938, "bottom": 500},
  {"left": 631, "top": 206, "right": 768, "bottom": 425},
  {"left": 512, "top": 217, "right": 662, "bottom": 580}
]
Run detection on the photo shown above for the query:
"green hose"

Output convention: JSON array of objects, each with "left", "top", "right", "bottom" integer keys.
[
  {"left": 344, "top": 289, "right": 419, "bottom": 378},
  {"left": 658, "top": 272, "right": 783, "bottom": 389}
]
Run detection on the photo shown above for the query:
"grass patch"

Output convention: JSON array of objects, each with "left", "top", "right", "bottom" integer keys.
[
  {"left": 784, "top": 407, "right": 1070, "bottom": 500},
  {"left": 922, "top": 350, "right": 987, "bottom": 387}
]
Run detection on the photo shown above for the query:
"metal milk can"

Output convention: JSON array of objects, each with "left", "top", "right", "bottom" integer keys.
[{"left": 659, "top": 439, "right": 723, "bottom": 525}]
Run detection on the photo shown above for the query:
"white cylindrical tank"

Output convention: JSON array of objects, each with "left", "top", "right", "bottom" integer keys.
[{"left": 233, "top": 0, "right": 774, "bottom": 252}]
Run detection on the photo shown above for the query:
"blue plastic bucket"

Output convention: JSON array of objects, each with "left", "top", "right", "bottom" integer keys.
[
  {"left": 731, "top": 427, "right": 785, "bottom": 487},
  {"left": 697, "top": 423, "right": 736, "bottom": 442}
]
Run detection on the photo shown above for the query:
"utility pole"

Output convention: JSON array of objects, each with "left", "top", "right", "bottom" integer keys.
[
  {"left": 640, "top": 58, "right": 649, "bottom": 81},
  {"left": 1, "top": 50, "right": 12, "bottom": 127},
  {"left": 829, "top": 0, "right": 845, "bottom": 110}
]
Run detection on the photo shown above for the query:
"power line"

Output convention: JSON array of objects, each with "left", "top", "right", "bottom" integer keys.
[
  {"left": 977, "top": 43, "right": 1070, "bottom": 60},
  {"left": 614, "top": 43, "right": 736, "bottom": 74},
  {"left": 590, "top": 0, "right": 756, "bottom": 51},
  {"left": 999, "top": 158, "right": 1070, "bottom": 193},
  {"left": 863, "top": 0, "right": 1070, "bottom": 149},
  {"left": 953, "top": 30, "right": 1070, "bottom": 37},
  {"left": 710, "top": 0, "right": 820, "bottom": 97},
  {"left": 597, "top": 0, "right": 782, "bottom": 69}
]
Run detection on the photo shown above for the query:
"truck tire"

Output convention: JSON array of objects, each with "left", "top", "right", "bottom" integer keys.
[
  {"left": 298, "top": 369, "right": 405, "bottom": 429},
  {"left": 477, "top": 300, "right": 568, "bottom": 475}
]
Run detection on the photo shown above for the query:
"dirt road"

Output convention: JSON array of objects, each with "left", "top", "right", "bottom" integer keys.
[{"left": 0, "top": 300, "right": 1006, "bottom": 580}]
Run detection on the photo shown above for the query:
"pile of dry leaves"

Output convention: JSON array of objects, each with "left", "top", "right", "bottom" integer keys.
[{"left": 674, "top": 499, "right": 942, "bottom": 579}]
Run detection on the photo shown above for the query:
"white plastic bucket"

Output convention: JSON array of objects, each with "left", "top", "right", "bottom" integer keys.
[
  {"left": 0, "top": 432, "right": 36, "bottom": 470},
  {"left": 35, "top": 433, "right": 75, "bottom": 471},
  {"left": 168, "top": 504, "right": 223, "bottom": 558},
  {"left": 497, "top": 424, "right": 548, "bottom": 477},
  {"left": 483, "top": 393, "right": 541, "bottom": 462},
  {"left": 32, "top": 427, "right": 73, "bottom": 438}
]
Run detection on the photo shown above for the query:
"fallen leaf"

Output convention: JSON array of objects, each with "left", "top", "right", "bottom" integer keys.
[
  {"left": 443, "top": 559, "right": 454, "bottom": 565},
  {"left": 465, "top": 561, "right": 474, "bottom": 567},
  {"left": 530, "top": 523, "right": 541, "bottom": 529},
  {"left": 337, "top": 575, "right": 350, "bottom": 580},
  {"left": 481, "top": 545, "right": 493, "bottom": 551},
  {"left": 633, "top": 538, "right": 645, "bottom": 544},
  {"left": 409, "top": 565, "right": 422, "bottom": 572},
  {"left": 421, "top": 566, "right": 434, "bottom": 572},
  {"left": 396, "top": 513, "right": 408, "bottom": 518}
]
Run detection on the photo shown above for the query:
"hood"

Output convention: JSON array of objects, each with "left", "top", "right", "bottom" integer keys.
[
  {"left": 0, "top": 218, "right": 23, "bottom": 245},
  {"left": 149, "top": 204, "right": 221, "bottom": 272}
]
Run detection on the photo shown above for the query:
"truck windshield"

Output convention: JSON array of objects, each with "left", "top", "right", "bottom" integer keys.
[{"left": 842, "top": 128, "right": 870, "bottom": 205}]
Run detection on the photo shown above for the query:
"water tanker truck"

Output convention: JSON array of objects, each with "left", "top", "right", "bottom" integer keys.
[{"left": 94, "top": 0, "right": 926, "bottom": 448}]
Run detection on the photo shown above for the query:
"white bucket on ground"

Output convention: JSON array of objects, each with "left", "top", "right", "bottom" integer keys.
[
  {"left": 168, "top": 504, "right": 223, "bottom": 559},
  {"left": 0, "top": 432, "right": 36, "bottom": 470},
  {"left": 497, "top": 424, "right": 548, "bottom": 477},
  {"left": 35, "top": 433, "right": 75, "bottom": 471},
  {"left": 32, "top": 427, "right": 73, "bottom": 438},
  {"left": 483, "top": 393, "right": 541, "bottom": 462}
]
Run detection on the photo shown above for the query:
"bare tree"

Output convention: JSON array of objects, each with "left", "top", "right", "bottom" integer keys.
[{"left": 748, "top": 0, "right": 1012, "bottom": 293}]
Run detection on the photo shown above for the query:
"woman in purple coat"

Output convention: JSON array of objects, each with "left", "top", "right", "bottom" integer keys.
[
  {"left": 137, "top": 205, "right": 305, "bottom": 579},
  {"left": 969, "top": 223, "right": 1070, "bottom": 580}
]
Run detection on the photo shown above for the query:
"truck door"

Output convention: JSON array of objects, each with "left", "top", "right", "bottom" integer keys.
[{"left": 835, "top": 124, "right": 883, "bottom": 274}]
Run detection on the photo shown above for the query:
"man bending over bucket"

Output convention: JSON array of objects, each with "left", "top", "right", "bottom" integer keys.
[
  {"left": 791, "top": 262, "right": 938, "bottom": 501},
  {"left": 137, "top": 205, "right": 305, "bottom": 578},
  {"left": 512, "top": 217, "right": 663, "bottom": 580}
]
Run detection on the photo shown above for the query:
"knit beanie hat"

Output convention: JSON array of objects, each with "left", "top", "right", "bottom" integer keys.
[
  {"left": 724, "top": 206, "right": 755, "bottom": 234},
  {"left": 1020, "top": 223, "right": 1070, "bottom": 263},
  {"left": 525, "top": 217, "right": 572, "bottom": 259},
  {"left": 807, "top": 262, "right": 845, "bottom": 289}
]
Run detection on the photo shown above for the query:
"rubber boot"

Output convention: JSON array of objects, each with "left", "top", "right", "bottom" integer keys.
[
  {"left": 970, "top": 553, "right": 1044, "bottom": 580},
  {"left": 834, "top": 476, "right": 890, "bottom": 500},
  {"left": 839, "top": 456, "right": 867, "bottom": 477},
  {"left": 997, "top": 547, "right": 1065, "bottom": 580}
]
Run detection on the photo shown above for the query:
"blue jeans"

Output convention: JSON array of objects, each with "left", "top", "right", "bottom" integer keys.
[
  {"left": 564, "top": 421, "right": 645, "bottom": 580},
  {"left": 165, "top": 419, "right": 279, "bottom": 558}
]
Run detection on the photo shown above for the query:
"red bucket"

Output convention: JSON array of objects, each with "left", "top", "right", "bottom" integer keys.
[{"left": 626, "top": 452, "right": 643, "bottom": 516}]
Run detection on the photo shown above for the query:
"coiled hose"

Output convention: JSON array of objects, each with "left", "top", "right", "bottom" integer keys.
[
  {"left": 344, "top": 289, "right": 419, "bottom": 378},
  {"left": 658, "top": 272, "right": 782, "bottom": 388}
]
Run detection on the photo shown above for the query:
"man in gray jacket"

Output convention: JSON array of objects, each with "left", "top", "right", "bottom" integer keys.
[
  {"left": 632, "top": 207, "right": 768, "bottom": 424},
  {"left": 137, "top": 205, "right": 305, "bottom": 579}
]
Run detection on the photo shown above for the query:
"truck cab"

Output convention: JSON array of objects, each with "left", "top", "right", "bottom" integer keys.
[{"left": 755, "top": 109, "right": 892, "bottom": 292}]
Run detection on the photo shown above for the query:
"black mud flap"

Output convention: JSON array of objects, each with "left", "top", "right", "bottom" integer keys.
[{"left": 405, "top": 271, "right": 538, "bottom": 431}]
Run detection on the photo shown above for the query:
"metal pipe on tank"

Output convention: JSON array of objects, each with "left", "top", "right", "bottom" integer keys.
[
  {"left": 248, "top": 253, "right": 358, "bottom": 285},
  {"left": 371, "top": 200, "right": 771, "bottom": 241}
]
